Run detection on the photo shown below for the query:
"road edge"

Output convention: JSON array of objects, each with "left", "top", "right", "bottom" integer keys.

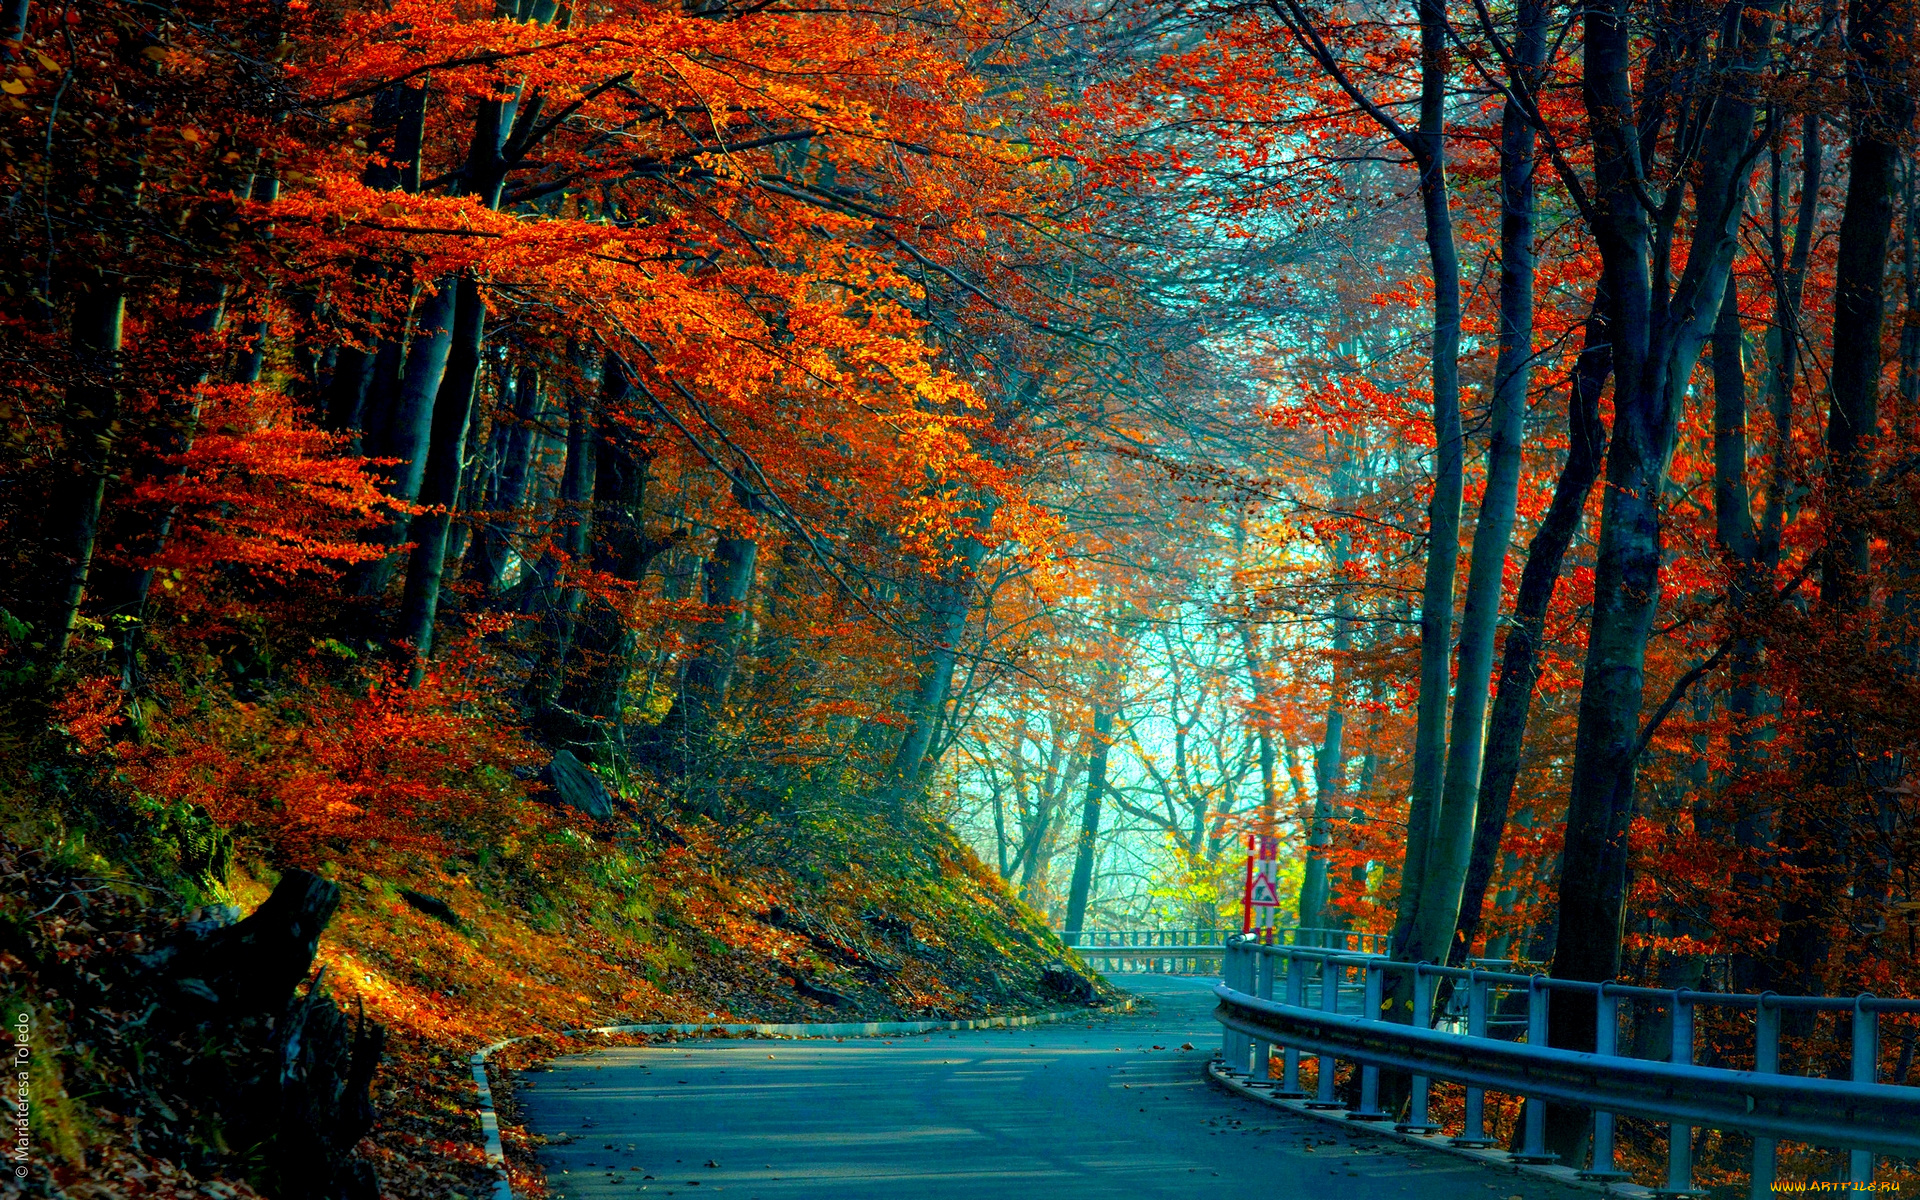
[{"left": 1202, "top": 1059, "right": 1659, "bottom": 1199}]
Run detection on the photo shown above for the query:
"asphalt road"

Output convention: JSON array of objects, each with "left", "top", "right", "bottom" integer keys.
[{"left": 519, "top": 973, "right": 1592, "bottom": 1200}]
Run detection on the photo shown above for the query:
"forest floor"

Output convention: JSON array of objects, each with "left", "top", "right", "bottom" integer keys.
[{"left": 1, "top": 725, "right": 1103, "bottom": 1200}]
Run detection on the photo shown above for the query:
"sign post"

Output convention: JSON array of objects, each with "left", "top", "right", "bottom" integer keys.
[{"left": 1241, "top": 834, "right": 1281, "bottom": 940}]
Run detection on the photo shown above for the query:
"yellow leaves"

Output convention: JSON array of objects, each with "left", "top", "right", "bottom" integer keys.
[{"left": 0, "top": 79, "right": 24, "bottom": 96}]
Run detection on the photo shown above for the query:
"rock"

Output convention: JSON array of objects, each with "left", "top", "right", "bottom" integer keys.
[
  {"left": 544, "top": 749, "right": 614, "bottom": 821},
  {"left": 1039, "top": 960, "right": 1098, "bottom": 1004},
  {"left": 399, "top": 889, "right": 467, "bottom": 932}
]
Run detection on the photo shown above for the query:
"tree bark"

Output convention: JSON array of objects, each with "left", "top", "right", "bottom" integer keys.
[
  {"left": 44, "top": 284, "right": 127, "bottom": 661},
  {"left": 89, "top": 278, "right": 230, "bottom": 680},
  {"left": 394, "top": 275, "right": 487, "bottom": 682},
  {"left": 1547, "top": 0, "right": 1771, "bottom": 1156},
  {"left": 1389, "top": 0, "right": 1468, "bottom": 962},
  {"left": 558, "top": 369, "right": 684, "bottom": 731},
  {"left": 1821, "top": 0, "right": 1907, "bottom": 616},
  {"left": 1782, "top": 0, "right": 1911, "bottom": 990},
  {"left": 525, "top": 353, "right": 600, "bottom": 709},
  {"left": 1300, "top": 443, "right": 1359, "bottom": 928},
  {"left": 1452, "top": 291, "right": 1612, "bottom": 964},
  {"left": 1405, "top": 0, "right": 1546, "bottom": 968},
  {"left": 346, "top": 278, "right": 458, "bottom": 600},
  {"left": 883, "top": 496, "right": 996, "bottom": 819},
  {"left": 1062, "top": 704, "right": 1114, "bottom": 945},
  {"left": 327, "top": 84, "right": 426, "bottom": 451},
  {"left": 470, "top": 360, "right": 547, "bottom": 592}
]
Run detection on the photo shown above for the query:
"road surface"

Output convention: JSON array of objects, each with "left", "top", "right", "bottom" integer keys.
[{"left": 519, "top": 973, "right": 1591, "bottom": 1199}]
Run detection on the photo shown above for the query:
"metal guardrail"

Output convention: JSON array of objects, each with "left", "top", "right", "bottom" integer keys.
[
  {"left": 1059, "top": 927, "right": 1389, "bottom": 974},
  {"left": 1215, "top": 938, "right": 1920, "bottom": 1197}
]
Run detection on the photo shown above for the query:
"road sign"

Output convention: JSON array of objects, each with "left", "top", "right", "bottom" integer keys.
[
  {"left": 1248, "top": 871, "right": 1280, "bottom": 907},
  {"left": 1241, "top": 834, "right": 1281, "bottom": 934}
]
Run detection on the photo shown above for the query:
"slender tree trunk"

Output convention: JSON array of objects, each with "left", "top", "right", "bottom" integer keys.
[
  {"left": 1405, "top": 0, "right": 1545, "bottom": 968},
  {"left": 1062, "top": 705, "right": 1114, "bottom": 945},
  {"left": 470, "top": 360, "right": 546, "bottom": 592},
  {"left": 325, "top": 84, "right": 426, "bottom": 446},
  {"left": 44, "top": 284, "right": 128, "bottom": 660},
  {"left": 232, "top": 173, "right": 280, "bottom": 387},
  {"left": 347, "top": 278, "right": 458, "bottom": 599},
  {"left": 558, "top": 368, "right": 683, "bottom": 731},
  {"left": 1452, "top": 292, "right": 1613, "bottom": 963},
  {"left": 1715, "top": 278, "right": 1767, "bottom": 760},
  {"left": 1300, "top": 445, "right": 1358, "bottom": 928},
  {"left": 1821, "top": 0, "right": 1908, "bottom": 616},
  {"left": 884, "top": 497, "right": 995, "bottom": 819},
  {"left": 675, "top": 534, "right": 759, "bottom": 744},
  {"left": 526, "top": 355, "right": 600, "bottom": 709},
  {"left": 1901, "top": 156, "right": 1919, "bottom": 417},
  {"left": 90, "top": 278, "right": 230, "bottom": 681},
  {"left": 1390, "top": 0, "right": 1467, "bottom": 960},
  {"left": 390, "top": 56, "right": 537, "bottom": 669},
  {"left": 395, "top": 275, "right": 487, "bottom": 682}
]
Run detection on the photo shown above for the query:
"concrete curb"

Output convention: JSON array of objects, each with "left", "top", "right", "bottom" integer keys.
[
  {"left": 1202, "top": 1059, "right": 1656, "bottom": 1198},
  {"left": 472, "top": 1007, "right": 1121, "bottom": 1200}
]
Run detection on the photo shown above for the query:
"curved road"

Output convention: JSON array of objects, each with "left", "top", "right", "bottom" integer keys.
[{"left": 520, "top": 974, "right": 1591, "bottom": 1200}]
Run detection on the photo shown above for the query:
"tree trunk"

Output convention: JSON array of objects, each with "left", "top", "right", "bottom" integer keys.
[
  {"left": 347, "top": 278, "right": 458, "bottom": 599},
  {"left": 1300, "top": 444, "right": 1359, "bottom": 928},
  {"left": 1062, "top": 705, "right": 1114, "bottom": 945},
  {"left": 1715, "top": 277, "right": 1766, "bottom": 754},
  {"left": 1901, "top": 155, "right": 1919, "bottom": 418},
  {"left": 394, "top": 275, "right": 488, "bottom": 683},
  {"left": 558, "top": 367, "right": 684, "bottom": 733},
  {"left": 1390, "top": 0, "right": 1467, "bottom": 961},
  {"left": 526, "top": 355, "right": 600, "bottom": 710},
  {"left": 44, "top": 284, "right": 128, "bottom": 661},
  {"left": 1782, "top": 0, "right": 1911, "bottom": 990},
  {"left": 678, "top": 533, "right": 758, "bottom": 741},
  {"left": 1546, "top": 0, "right": 1769, "bottom": 1156},
  {"left": 1452, "top": 291, "right": 1612, "bottom": 964},
  {"left": 326, "top": 85, "right": 426, "bottom": 447},
  {"left": 1821, "top": 0, "right": 1907, "bottom": 616},
  {"left": 470, "top": 360, "right": 547, "bottom": 592},
  {"left": 1405, "top": 0, "right": 1546, "bottom": 968},
  {"left": 883, "top": 497, "right": 995, "bottom": 819},
  {"left": 89, "top": 278, "right": 230, "bottom": 681}
]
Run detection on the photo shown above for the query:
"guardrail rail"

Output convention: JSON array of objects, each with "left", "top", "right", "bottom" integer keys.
[
  {"left": 1214, "top": 937, "right": 1920, "bottom": 1198},
  {"left": 1059, "top": 926, "right": 1389, "bottom": 975}
]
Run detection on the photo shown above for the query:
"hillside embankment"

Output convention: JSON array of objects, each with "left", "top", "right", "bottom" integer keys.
[{"left": 2, "top": 728, "right": 1107, "bottom": 1200}]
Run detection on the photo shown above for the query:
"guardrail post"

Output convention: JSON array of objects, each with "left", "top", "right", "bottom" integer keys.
[
  {"left": 1397, "top": 964, "right": 1440, "bottom": 1133},
  {"left": 1348, "top": 960, "right": 1389, "bottom": 1119},
  {"left": 1280, "top": 951, "right": 1306, "bottom": 1097},
  {"left": 1665, "top": 989, "right": 1699, "bottom": 1197},
  {"left": 1252, "top": 947, "right": 1275, "bottom": 1082},
  {"left": 1748, "top": 993, "right": 1778, "bottom": 1200},
  {"left": 1510, "top": 976, "right": 1557, "bottom": 1162},
  {"left": 1850, "top": 996, "right": 1877, "bottom": 1186},
  {"left": 1452, "top": 971, "right": 1497, "bottom": 1147},
  {"left": 1582, "top": 983, "right": 1632, "bottom": 1182},
  {"left": 1307, "top": 956, "right": 1343, "bottom": 1108},
  {"left": 1234, "top": 940, "right": 1257, "bottom": 1072},
  {"left": 1220, "top": 939, "right": 1239, "bottom": 1066}
]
